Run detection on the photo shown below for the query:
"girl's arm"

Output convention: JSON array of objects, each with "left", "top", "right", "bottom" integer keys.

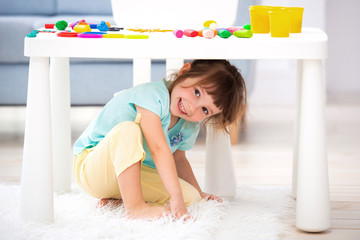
[
  {"left": 173, "top": 149, "right": 223, "bottom": 203},
  {"left": 135, "top": 105, "right": 189, "bottom": 219}
]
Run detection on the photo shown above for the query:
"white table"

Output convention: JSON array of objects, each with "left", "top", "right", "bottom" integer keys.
[{"left": 21, "top": 28, "right": 331, "bottom": 232}]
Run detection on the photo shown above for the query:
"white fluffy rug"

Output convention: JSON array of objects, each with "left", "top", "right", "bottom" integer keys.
[{"left": 0, "top": 184, "right": 294, "bottom": 240}]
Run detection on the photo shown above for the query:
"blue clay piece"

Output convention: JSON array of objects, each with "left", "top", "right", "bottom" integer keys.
[{"left": 97, "top": 21, "right": 109, "bottom": 31}]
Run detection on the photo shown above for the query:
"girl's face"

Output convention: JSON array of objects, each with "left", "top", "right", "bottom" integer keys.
[{"left": 170, "top": 77, "right": 221, "bottom": 122}]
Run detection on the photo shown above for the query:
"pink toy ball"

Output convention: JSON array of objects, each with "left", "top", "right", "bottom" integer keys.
[{"left": 173, "top": 29, "right": 184, "bottom": 38}]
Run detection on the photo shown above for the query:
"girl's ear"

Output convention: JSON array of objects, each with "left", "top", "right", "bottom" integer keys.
[{"left": 178, "top": 62, "right": 191, "bottom": 76}]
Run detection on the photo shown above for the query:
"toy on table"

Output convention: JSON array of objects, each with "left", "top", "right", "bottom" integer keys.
[
  {"left": 70, "top": 19, "right": 85, "bottom": 29},
  {"left": 243, "top": 24, "right": 251, "bottom": 30},
  {"left": 125, "top": 35, "right": 149, "bottom": 39},
  {"left": 108, "top": 27, "right": 124, "bottom": 31},
  {"left": 45, "top": 24, "right": 55, "bottom": 29},
  {"left": 217, "top": 29, "right": 232, "bottom": 38},
  {"left": 184, "top": 29, "right": 198, "bottom": 37},
  {"left": 57, "top": 32, "right": 78, "bottom": 37},
  {"left": 202, "top": 29, "right": 216, "bottom": 39},
  {"left": 127, "top": 28, "right": 172, "bottom": 33},
  {"left": 55, "top": 20, "right": 68, "bottom": 30},
  {"left": 74, "top": 22, "right": 91, "bottom": 33},
  {"left": 26, "top": 30, "right": 39, "bottom": 38},
  {"left": 78, "top": 33, "right": 103, "bottom": 38},
  {"left": 89, "top": 23, "right": 98, "bottom": 29},
  {"left": 233, "top": 30, "right": 253, "bottom": 38},
  {"left": 173, "top": 29, "right": 184, "bottom": 38},
  {"left": 103, "top": 34, "right": 125, "bottom": 38},
  {"left": 97, "top": 21, "right": 109, "bottom": 31}
]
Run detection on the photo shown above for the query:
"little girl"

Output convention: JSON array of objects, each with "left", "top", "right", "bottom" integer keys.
[{"left": 73, "top": 60, "right": 247, "bottom": 220}]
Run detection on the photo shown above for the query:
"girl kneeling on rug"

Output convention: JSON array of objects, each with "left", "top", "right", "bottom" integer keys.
[{"left": 73, "top": 60, "right": 247, "bottom": 220}]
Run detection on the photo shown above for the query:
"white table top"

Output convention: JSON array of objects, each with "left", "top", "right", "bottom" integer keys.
[{"left": 24, "top": 28, "right": 327, "bottom": 60}]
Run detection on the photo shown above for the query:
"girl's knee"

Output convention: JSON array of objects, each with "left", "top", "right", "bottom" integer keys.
[{"left": 181, "top": 182, "right": 202, "bottom": 206}]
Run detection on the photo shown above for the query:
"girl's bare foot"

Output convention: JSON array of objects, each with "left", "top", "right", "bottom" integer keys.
[
  {"left": 97, "top": 198, "right": 123, "bottom": 208},
  {"left": 125, "top": 203, "right": 170, "bottom": 220}
]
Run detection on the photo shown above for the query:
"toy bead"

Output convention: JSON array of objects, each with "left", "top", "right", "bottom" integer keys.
[
  {"left": 183, "top": 29, "right": 198, "bottom": 37},
  {"left": 103, "top": 34, "right": 125, "bottom": 38},
  {"left": 173, "top": 29, "right": 184, "bottom": 38},
  {"left": 45, "top": 24, "right": 55, "bottom": 29},
  {"left": 243, "top": 24, "right": 251, "bottom": 30},
  {"left": 209, "top": 22, "right": 218, "bottom": 30},
  {"left": 97, "top": 21, "right": 109, "bottom": 31},
  {"left": 203, "top": 20, "right": 217, "bottom": 28},
  {"left": 125, "top": 35, "right": 149, "bottom": 39},
  {"left": 74, "top": 24, "right": 91, "bottom": 33},
  {"left": 202, "top": 29, "right": 216, "bottom": 39},
  {"left": 218, "top": 29, "right": 232, "bottom": 38},
  {"left": 233, "top": 30, "right": 253, "bottom": 38},
  {"left": 55, "top": 20, "right": 68, "bottom": 30}
]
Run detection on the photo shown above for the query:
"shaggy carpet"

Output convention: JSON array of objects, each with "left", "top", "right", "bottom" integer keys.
[{"left": 0, "top": 184, "right": 294, "bottom": 240}]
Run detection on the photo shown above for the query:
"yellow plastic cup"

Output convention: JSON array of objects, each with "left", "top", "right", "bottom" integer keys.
[
  {"left": 288, "top": 7, "right": 304, "bottom": 33},
  {"left": 269, "top": 8, "right": 291, "bottom": 37},
  {"left": 249, "top": 5, "right": 270, "bottom": 33}
]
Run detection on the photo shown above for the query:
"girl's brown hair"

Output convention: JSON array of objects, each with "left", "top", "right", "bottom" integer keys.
[{"left": 168, "top": 60, "right": 247, "bottom": 131}]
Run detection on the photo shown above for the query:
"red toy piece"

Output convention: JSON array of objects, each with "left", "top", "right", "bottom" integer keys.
[
  {"left": 184, "top": 29, "right": 198, "bottom": 37},
  {"left": 45, "top": 24, "right": 55, "bottom": 29}
]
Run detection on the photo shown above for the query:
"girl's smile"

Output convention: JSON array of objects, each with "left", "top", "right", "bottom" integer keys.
[{"left": 170, "top": 77, "right": 221, "bottom": 123}]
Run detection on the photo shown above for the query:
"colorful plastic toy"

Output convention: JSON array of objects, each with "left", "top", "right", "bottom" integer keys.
[
  {"left": 74, "top": 23, "right": 91, "bottom": 33},
  {"left": 103, "top": 34, "right": 125, "bottom": 38},
  {"left": 108, "top": 27, "right": 123, "bottom": 31},
  {"left": 243, "top": 24, "right": 251, "bottom": 30},
  {"left": 173, "top": 29, "right": 184, "bottom": 38},
  {"left": 125, "top": 35, "right": 149, "bottom": 39},
  {"left": 97, "top": 21, "right": 109, "bottom": 31},
  {"left": 203, "top": 20, "right": 217, "bottom": 28},
  {"left": 233, "top": 30, "right": 253, "bottom": 38},
  {"left": 218, "top": 29, "right": 232, "bottom": 38},
  {"left": 184, "top": 29, "right": 198, "bottom": 37},
  {"left": 227, "top": 27, "right": 243, "bottom": 34},
  {"left": 26, "top": 30, "right": 38, "bottom": 38},
  {"left": 202, "top": 29, "right": 216, "bottom": 39},
  {"left": 45, "top": 24, "right": 55, "bottom": 29},
  {"left": 55, "top": 20, "right": 68, "bottom": 30},
  {"left": 78, "top": 33, "right": 103, "bottom": 38},
  {"left": 89, "top": 23, "right": 98, "bottom": 29},
  {"left": 57, "top": 32, "right": 78, "bottom": 37}
]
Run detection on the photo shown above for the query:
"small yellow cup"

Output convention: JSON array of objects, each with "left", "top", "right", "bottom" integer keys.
[
  {"left": 249, "top": 5, "right": 270, "bottom": 33},
  {"left": 288, "top": 7, "right": 304, "bottom": 33},
  {"left": 269, "top": 8, "right": 291, "bottom": 37}
]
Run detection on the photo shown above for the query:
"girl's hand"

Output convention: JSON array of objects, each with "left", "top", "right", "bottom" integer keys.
[
  {"left": 200, "top": 192, "right": 223, "bottom": 203},
  {"left": 170, "top": 197, "right": 191, "bottom": 220}
]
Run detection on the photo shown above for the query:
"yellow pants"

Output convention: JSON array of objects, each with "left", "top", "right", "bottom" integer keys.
[{"left": 73, "top": 119, "right": 201, "bottom": 206}]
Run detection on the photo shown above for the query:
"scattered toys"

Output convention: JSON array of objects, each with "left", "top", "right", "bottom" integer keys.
[{"left": 55, "top": 20, "right": 68, "bottom": 30}]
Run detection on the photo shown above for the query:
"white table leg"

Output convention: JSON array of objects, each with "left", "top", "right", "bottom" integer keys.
[
  {"left": 166, "top": 59, "right": 184, "bottom": 79},
  {"left": 296, "top": 59, "right": 331, "bottom": 232},
  {"left": 50, "top": 57, "right": 72, "bottom": 193},
  {"left": 20, "top": 57, "right": 54, "bottom": 223},
  {"left": 292, "top": 59, "right": 303, "bottom": 199},
  {"left": 133, "top": 58, "right": 151, "bottom": 85},
  {"left": 205, "top": 125, "right": 236, "bottom": 199}
]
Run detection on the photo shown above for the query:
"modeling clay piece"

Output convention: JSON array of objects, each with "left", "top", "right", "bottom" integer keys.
[
  {"left": 184, "top": 29, "right": 198, "bottom": 37},
  {"left": 70, "top": 19, "right": 85, "bottom": 29},
  {"left": 125, "top": 35, "right": 149, "bottom": 39},
  {"left": 227, "top": 27, "right": 243, "bottom": 34},
  {"left": 233, "top": 30, "right": 253, "bottom": 38},
  {"left": 203, "top": 20, "right": 217, "bottom": 28},
  {"left": 218, "top": 29, "right": 232, "bottom": 38},
  {"left": 89, "top": 23, "right": 98, "bottom": 29},
  {"left": 173, "top": 29, "right": 184, "bottom": 38},
  {"left": 83, "top": 32, "right": 107, "bottom": 34},
  {"left": 202, "top": 29, "right": 216, "bottom": 39},
  {"left": 78, "top": 33, "right": 103, "bottom": 38},
  {"left": 243, "top": 24, "right": 251, "bottom": 30},
  {"left": 74, "top": 23, "right": 91, "bottom": 33},
  {"left": 26, "top": 30, "right": 38, "bottom": 38},
  {"left": 209, "top": 23, "right": 218, "bottom": 30},
  {"left": 103, "top": 34, "right": 125, "bottom": 38},
  {"left": 45, "top": 24, "right": 55, "bottom": 29},
  {"left": 55, "top": 20, "right": 68, "bottom": 30},
  {"left": 105, "top": 22, "right": 111, "bottom": 27},
  {"left": 57, "top": 32, "right": 78, "bottom": 37},
  {"left": 97, "top": 21, "right": 109, "bottom": 31},
  {"left": 108, "top": 27, "right": 123, "bottom": 31}
]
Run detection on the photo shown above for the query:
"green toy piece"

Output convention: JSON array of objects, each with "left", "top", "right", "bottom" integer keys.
[
  {"left": 243, "top": 24, "right": 251, "bottom": 30},
  {"left": 233, "top": 30, "right": 253, "bottom": 38},
  {"left": 55, "top": 20, "right": 68, "bottom": 30},
  {"left": 218, "top": 29, "right": 232, "bottom": 38}
]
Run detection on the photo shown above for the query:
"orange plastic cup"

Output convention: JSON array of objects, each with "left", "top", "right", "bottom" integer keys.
[
  {"left": 288, "top": 7, "right": 304, "bottom": 33},
  {"left": 249, "top": 5, "right": 270, "bottom": 33},
  {"left": 269, "top": 8, "right": 291, "bottom": 37}
]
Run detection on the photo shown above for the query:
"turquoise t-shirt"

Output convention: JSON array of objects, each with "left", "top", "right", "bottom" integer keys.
[{"left": 73, "top": 80, "right": 200, "bottom": 169}]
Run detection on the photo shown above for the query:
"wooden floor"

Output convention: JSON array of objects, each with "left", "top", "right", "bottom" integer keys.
[{"left": 0, "top": 101, "right": 359, "bottom": 239}]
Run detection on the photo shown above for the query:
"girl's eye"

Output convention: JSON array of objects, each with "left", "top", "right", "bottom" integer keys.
[
  {"left": 195, "top": 89, "right": 200, "bottom": 97},
  {"left": 202, "top": 107, "right": 209, "bottom": 115}
]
